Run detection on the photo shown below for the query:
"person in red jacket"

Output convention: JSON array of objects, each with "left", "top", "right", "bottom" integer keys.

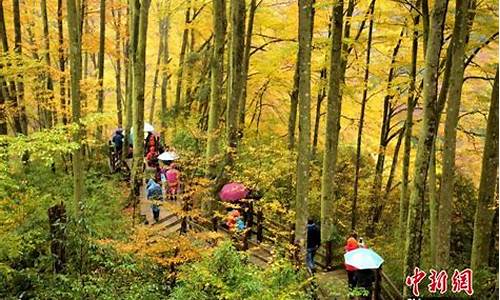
[{"left": 345, "top": 233, "right": 359, "bottom": 291}]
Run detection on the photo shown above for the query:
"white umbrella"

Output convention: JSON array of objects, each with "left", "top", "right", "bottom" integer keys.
[
  {"left": 144, "top": 123, "right": 155, "bottom": 132},
  {"left": 158, "top": 151, "right": 179, "bottom": 161},
  {"left": 344, "top": 248, "right": 384, "bottom": 270},
  {"left": 129, "top": 123, "right": 155, "bottom": 143},
  {"left": 131, "top": 123, "right": 155, "bottom": 133}
]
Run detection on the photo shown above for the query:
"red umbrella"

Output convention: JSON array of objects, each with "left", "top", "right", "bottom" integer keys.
[{"left": 219, "top": 183, "right": 249, "bottom": 202}]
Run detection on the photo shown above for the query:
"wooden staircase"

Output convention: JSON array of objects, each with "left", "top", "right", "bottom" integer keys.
[{"left": 138, "top": 186, "right": 403, "bottom": 300}]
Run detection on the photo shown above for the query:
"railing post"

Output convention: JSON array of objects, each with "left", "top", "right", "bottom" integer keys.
[
  {"left": 374, "top": 267, "right": 382, "bottom": 300},
  {"left": 247, "top": 202, "right": 254, "bottom": 229},
  {"left": 180, "top": 193, "right": 189, "bottom": 234},
  {"left": 242, "top": 229, "right": 249, "bottom": 250},
  {"left": 256, "top": 210, "right": 263, "bottom": 243},
  {"left": 211, "top": 216, "right": 218, "bottom": 231},
  {"left": 325, "top": 240, "right": 333, "bottom": 271}
]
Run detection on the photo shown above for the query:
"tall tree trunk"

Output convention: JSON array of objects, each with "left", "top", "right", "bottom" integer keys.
[
  {"left": 470, "top": 68, "right": 498, "bottom": 271},
  {"left": 311, "top": 66, "right": 326, "bottom": 157},
  {"left": 320, "top": 0, "right": 342, "bottom": 270},
  {"left": 66, "top": 0, "right": 84, "bottom": 215},
  {"left": 351, "top": 0, "right": 375, "bottom": 231},
  {"left": 160, "top": 6, "right": 170, "bottom": 135},
  {"left": 112, "top": 8, "right": 123, "bottom": 127},
  {"left": 48, "top": 202, "right": 67, "bottom": 273},
  {"left": 400, "top": 0, "right": 420, "bottom": 241},
  {"left": 131, "top": 0, "right": 151, "bottom": 201},
  {"left": 148, "top": 18, "right": 164, "bottom": 124},
  {"left": 403, "top": 0, "right": 448, "bottom": 296},
  {"left": 238, "top": 0, "right": 258, "bottom": 128},
  {"left": 41, "top": 0, "right": 55, "bottom": 128},
  {"left": 227, "top": 0, "right": 245, "bottom": 153},
  {"left": 436, "top": 0, "right": 471, "bottom": 269},
  {"left": 421, "top": 0, "right": 429, "bottom": 57},
  {"left": 427, "top": 38, "right": 453, "bottom": 263},
  {"left": 287, "top": 53, "right": 299, "bottom": 150},
  {"left": 12, "top": 0, "right": 28, "bottom": 134},
  {"left": 174, "top": 3, "right": 191, "bottom": 115},
  {"left": 0, "top": 0, "right": 22, "bottom": 133},
  {"left": 295, "top": 0, "right": 314, "bottom": 265},
  {"left": 367, "top": 27, "right": 404, "bottom": 236},
  {"left": 124, "top": 2, "right": 138, "bottom": 161},
  {"left": 0, "top": 76, "right": 6, "bottom": 134},
  {"left": 383, "top": 129, "right": 404, "bottom": 200},
  {"left": 428, "top": 143, "right": 438, "bottom": 266},
  {"left": 58, "top": 0, "right": 67, "bottom": 124},
  {"left": 205, "top": 0, "right": 226, "bottom": 217},
  {"left": 96, "top": 0, "right": 106, "bottom": 138},
  {"left": 184, "top": 28, "right": 195, "bottom": 114},
  {"left": 340, "top": 0, "right": 368, "bottom": 82}
]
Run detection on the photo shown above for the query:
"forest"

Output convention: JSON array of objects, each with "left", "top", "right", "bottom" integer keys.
[{"left": 0, "top": 0, "right": 498, "bottom": 299}]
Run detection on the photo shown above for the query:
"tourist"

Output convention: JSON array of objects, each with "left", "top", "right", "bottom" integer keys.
[{"left": 306, "top": 219, "right": 321, "bottom": 274}]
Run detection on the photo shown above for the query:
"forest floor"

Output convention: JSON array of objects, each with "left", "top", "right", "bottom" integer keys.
[{"left": 316, "top": 270, "right": 349, "bottom": 299}]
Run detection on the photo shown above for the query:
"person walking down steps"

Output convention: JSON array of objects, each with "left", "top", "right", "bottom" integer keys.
[
  {"left": 146, "top": 178, "right": 163, "bottom": 223},
  {"left": 165, "top": 163, "right": 181, "bottom": 201}
]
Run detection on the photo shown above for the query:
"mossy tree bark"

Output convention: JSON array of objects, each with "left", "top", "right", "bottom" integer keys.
[
  {"left": 399, "top": 0, "right": 420, "bottom": 241},
  {"left": 0, "top": 0, "right": 9, "bottom": 134},
  {"left": 41, "top": 0, "right": 54, "bottom": 128},
  {"left": 112, "top": 8, "right": 123, "bottom": 127},
  {"left": 66, "top": 0, "right": 84, "bottom": 215},
  {"left": 470, "top": 67, "right": 498, "bottom": 271},
  {"left": 287, "top": 53, "right": 299, "bottom": 151},
  {"left": 238, "top": 0, "right": 258, "bottom": 128},
  {"left": 1, "top": 0, "right": 23, "bottom": 133},
  {"left": 403, "top": 0, "right": 448, "bottom": 296},
  {"left": 131, "top": 0, "right": 151, "bottom": 200},
  {"left": 57, "top": 0, "right": 67, "bottom": 125},
  {"left": 227, "top": 0, "right": 245, "bottom": 154},
  {"left": 160, "top": 3, "right": 170, "bottom": 135},
  {"left": 12, "top": 0, "right": 28, "bottom": 134},
  {"left": 295, "top": 0, "right": 313, "bottom": 263},
  {"left": 124, "top": 0, "right": 139, "bottom": 160},
  {"left": 204, "top": 0, "right": 226, "bottom": 214},
  {"left": 96, "top": 0, "right": 106, "bottom": 138},
  {"left": 436, "top": 0, "right": 471, "bottom": 269},
  {"left": 320, "top": 0, "right": 342, "bottom": 269}
]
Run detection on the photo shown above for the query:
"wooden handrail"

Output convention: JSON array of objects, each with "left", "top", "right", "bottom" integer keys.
[{"left": 381, "top": 270, "right": 403, "bottom": 300}]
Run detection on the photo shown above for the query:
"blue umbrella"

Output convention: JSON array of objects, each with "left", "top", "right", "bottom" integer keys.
[{"left": 344, "top": 248, "right": 384, "bottom": 270}]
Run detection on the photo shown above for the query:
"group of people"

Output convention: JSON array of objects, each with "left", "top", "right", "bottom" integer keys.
[
  {"left": 110, "top": 128, "right": 181, "bottom": 224},
  {"left": 304, "top": 223, "right": 377, "bottom": 299},
  {"left": 225, "top": 210, "right": 246, "bottom": 232},
  {"left": 109, "top": 128, "right": 164, "bottom": 163},
  {"left": 146, "top": 160, "right": 181, "bottom": 222},
  {"left": 144, "top": 131, "right": 164, "bottom": 168},
  {"left": 345, "top": 232, "right": 375, "bottom": 299}
]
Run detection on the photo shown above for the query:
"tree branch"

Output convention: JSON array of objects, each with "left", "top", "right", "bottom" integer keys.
[{"left": 464, "top": 31, "right": 499, "bottom": 68}]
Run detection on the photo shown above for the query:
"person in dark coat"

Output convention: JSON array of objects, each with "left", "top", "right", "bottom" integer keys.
[
  {"left": 306, "top": 219, "right": 321, "bottom": 273},
  {"left": 112, "top": 128, "right": 124, "bottom": 156},
  {"left": 356, "top": 269, "right": 375, "bottom": 300}
]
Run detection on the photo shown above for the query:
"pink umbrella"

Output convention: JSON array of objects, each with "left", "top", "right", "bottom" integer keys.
[{"left": 219, "top": 183, "right": 249, "bottom": 202}]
